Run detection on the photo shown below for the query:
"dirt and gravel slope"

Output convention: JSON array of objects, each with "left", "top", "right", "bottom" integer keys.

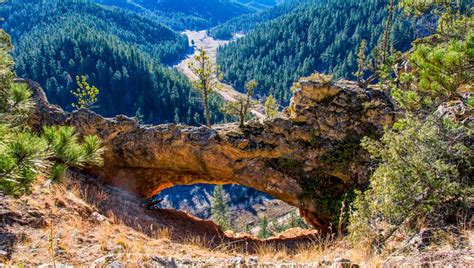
[
  {"left": 0, "top": 171, "right": 321, "bottom": 266},
  {"left": 1, "top": 171, "right": 472, "bottom": 267}
]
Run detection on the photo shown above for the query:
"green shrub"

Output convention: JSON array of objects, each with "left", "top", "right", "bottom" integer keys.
[
  {"left": 0, "top": 26, "right": 104, "bottom": 196},
  {"left": 349, "top": 116, "right": 472, "bottom": 251}
]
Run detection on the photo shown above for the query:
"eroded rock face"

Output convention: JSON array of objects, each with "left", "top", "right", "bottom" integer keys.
[{"left": 20, "top": 75, "right": 395, "bottom": 229}]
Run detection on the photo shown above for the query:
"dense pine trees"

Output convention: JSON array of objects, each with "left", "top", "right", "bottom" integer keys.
[
  {"left": 1, "top": 0, "right": 189, "bottom": 63},
  {"left": 1, "top": 0, "right": 225, "bottom": 125},
  {"left": 208, "top": 0, "right": 302, "bottom": 39},
  {"left": 216, "top": 0, "right": 417, "bottom": 104},
  {"left": 96, "top": 0, "right": 255, "bottom": 30}
]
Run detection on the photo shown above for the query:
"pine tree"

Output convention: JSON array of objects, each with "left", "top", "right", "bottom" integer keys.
[
  {"left": 188, "top": 48, "right": 222, "bottom": 128},
  {"left": 71, "top": 75, "right": 100, "bottom": 109},
  {"left": 354, "top": 39, "right": 367, "bottom": 84},
  {"left": 211, "top": 185, "right": 231, "bottom": 230},
  {"left": 264, "top": 94, "right": 278, "bottom": 118},
  {"left": 221, "top": 79, "right": 258, "bottom": 127},
  {"left": 258, "top": 215, "right": 272, "bottom": 239}
]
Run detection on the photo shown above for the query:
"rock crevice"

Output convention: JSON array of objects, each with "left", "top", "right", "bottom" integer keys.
[{"left": 21, "top": 75, "right": 395, "bottom": 229}]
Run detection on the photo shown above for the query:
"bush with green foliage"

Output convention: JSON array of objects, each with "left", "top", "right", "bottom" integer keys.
[
  {"left": 350, "top": 116, "right": 472, "bottom": 250},
  {"left": 0, "top": 26, "right": 103, "bottom": 196},
  {"left": 349, "top": 1, "right": 473, "bottom": 252}
]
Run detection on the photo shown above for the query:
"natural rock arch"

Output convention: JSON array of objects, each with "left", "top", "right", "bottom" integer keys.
[{"left": 24, "top": 74, "right": 395, "bottom": 229}]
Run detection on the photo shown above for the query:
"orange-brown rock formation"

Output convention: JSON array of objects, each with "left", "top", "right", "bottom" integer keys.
[{"left": 21, "top": 74, "right": 395, "bottom": 229}]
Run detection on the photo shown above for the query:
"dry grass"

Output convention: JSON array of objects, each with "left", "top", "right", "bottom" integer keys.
[
  {"left": 255, "top": 243, "right": 290, "bottom": 261},
  {"left": 4, "top": 173, "right": 472, "bottom": 266},
  {"left": 105, "top": 209, "right": 124, "bottom": 225},
  {"left": 150, "top": 227, "right": 171, "bottom": 240},
  {"left": 2, "top": 175, "right": 240, "bottom": 266},
  {"left": 182, "top": 234, "right": 217, "bottom": 249},
  {"left": 250, "top": 233, "right": 386, "bottom": 266}
]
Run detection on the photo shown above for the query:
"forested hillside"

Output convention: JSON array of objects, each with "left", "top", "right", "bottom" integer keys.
[
  {"left": 1, "top": 0, "right": 224, "bottom": 124},
  {"left": 209, "top": 0, "right": 303, "bottom": 39},
  {"left": 235, "top": 0, "right": 285, "bottom": 9},
  {"left": 96, "top": 0, "right": 255, "bottom": 30},
  {"left": 217, "top": 0, "right": 416, "bottom": 103}
]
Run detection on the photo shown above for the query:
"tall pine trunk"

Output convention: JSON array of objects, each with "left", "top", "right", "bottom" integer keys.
[{"left": 204, "top": 91, "right": 211, "bottom": 128}]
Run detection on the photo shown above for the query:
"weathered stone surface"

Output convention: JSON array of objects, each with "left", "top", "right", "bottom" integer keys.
[{"left": 21, "top": 75, "right": 395, "bottom": 229}]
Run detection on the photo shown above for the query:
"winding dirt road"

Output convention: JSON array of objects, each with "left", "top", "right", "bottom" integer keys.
[{"left": 175, "top": 30, "right": 266, "bottom": 119}]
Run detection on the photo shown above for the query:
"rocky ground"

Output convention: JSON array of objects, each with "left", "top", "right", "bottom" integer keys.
[{"left": 1, "top": 171, "right": 472, "bottom": 267}]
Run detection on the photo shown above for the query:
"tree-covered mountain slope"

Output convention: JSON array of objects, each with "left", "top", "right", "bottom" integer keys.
[
  {"left": 1, "top": 0, "right": 224, "bottom": 125},
  {"left": 216, "top": 0, "right": 416, "bottom": 104},
  {"left": 235, "top": 0, "right": 287, "bottom": 9},
  {"left": 1, "top": 0, "right": 188, "bottom": 63},
  {"left": 209, "top": 0, "right": 304, "bottom": 39},
  {"left": 95, "top": 0, "right": 255, "bottom": 30}
]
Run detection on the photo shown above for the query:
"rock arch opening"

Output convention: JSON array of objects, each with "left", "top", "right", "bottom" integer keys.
[{"left": 148, "top": 183, "right": 307, "bottom": 237}]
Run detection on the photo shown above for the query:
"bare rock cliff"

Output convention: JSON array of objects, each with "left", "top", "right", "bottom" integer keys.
[{"left": 20, "top": 75, "right": 395, "bottom": 229}]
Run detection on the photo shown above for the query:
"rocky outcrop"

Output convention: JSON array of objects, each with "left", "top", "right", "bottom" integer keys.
[{"left": 19, "top": 74, "right": 395, "bottom": 229}]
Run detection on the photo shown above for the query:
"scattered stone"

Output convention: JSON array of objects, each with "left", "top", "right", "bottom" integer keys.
[
  {"left": 248, "top": 256, "right": 259, "bottom": 266},
  {"left": 91, "top": 254, "right": 115, "bottom": 267},
  {"left": 91, "top": 212, "right": 108, "bottom": 223},
  {"left": 151, "top": 256, "right": 177, "bottom": 268},
  {"left": 332, "top": 258, "right": 355, "bottom": 268},
  {"left": 232, "top": 256, "right": 245, "bottom": 265},
  {"left": 408, "top": 229, "right": 432, "bottom": 250},
  {"left": 38, "top": 264, "right": 73, "bottom": 268},
  {"left": 178, "top": 258, "right": 191, "bottom": 265},
  {"left": 319, "top": 260, "right": 332, "bottom": 266},
  {"left": 106, "top": 262, "right": 124, "bottom": 268}
]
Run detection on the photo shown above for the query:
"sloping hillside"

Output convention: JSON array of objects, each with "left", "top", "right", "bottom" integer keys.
[
  {"left": 209, "top": 0, "right": 304, "bottom": 39},
  {"left": 96, "top": 0, "right": 255, "bottom": 30},
  {"left": 0, "top": 172, "right": 324, "bottom": 266},
  {"left": 1, "top": 0, "right": 226, "bottom": 125},
  {"left": 216, "top": 0, "right": 416, "bottom": 103}
]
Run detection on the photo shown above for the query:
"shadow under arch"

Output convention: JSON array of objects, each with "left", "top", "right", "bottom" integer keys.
[{"left": 71, "top": 170, "right": 321, "bottom": 254}]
